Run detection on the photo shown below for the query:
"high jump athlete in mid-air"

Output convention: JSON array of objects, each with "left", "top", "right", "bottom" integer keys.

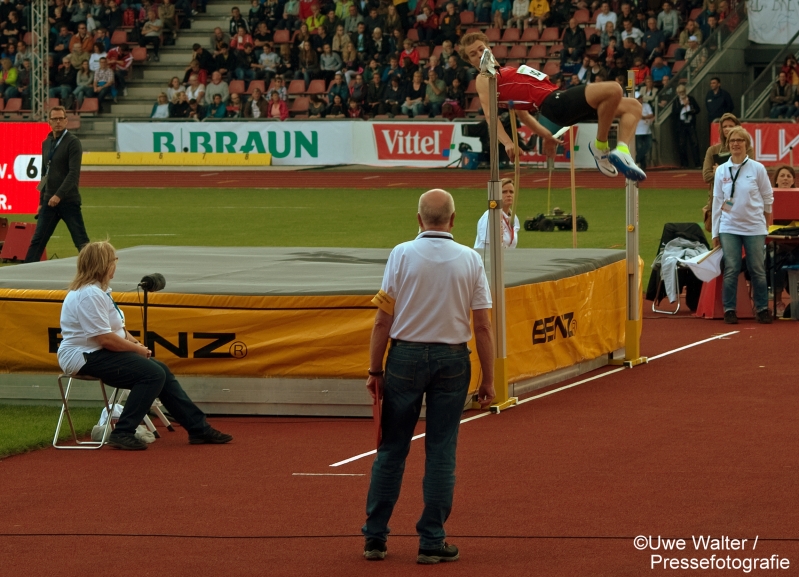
[{"left": 459, "top": 32, "right": 647, "bottom": 182}]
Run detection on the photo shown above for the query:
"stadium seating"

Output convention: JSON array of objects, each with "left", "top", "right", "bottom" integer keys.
[
  {"left": 528, "top": 45, "right": 547, "bottom": 59},
  {"left": 78, "top": 98, "right": 99, "bottom": 115},
  {"left": 229, "top": 80, "right": 246, "bottom": 95},
  {"left": 539, "top": 27, "right": 561, "bottom": 43},
  {"left": 290, "top": 96, "right": 310, "bottom": 115},
  {"left": 460, "top": 10, "right": 475, "bottom": 25},
  {"left": 111, "top": 30, "right": 128, "bottom": 46},
  {"left": 246, "top": 80, "right": 266, "bottom": 94},
  {"left": 287, "top": 79, "right": 306, "bottom": 96},
  {"left": 305, "top": 79, "right": 327, "bottom": 96},
  {"left": 502, "top": 28, "right": 521, "bottom": 43},
  {"left": 521, "top": 28, "right": 540, "bottom": 43}
]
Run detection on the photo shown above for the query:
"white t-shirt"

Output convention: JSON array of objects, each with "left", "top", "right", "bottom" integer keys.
[
  {"left": 58, "top": 283, "right": 126, "bottom": 376},
  {"left": 380, "top": 231, "right": 492, "bottom": 344},
  {"left": 595, "top": 11, "right": 617, "bottom": 32},
  {"left": 635, "top": 102, "right": 653, "bottom": 135},
  {"left": 712, "top": 156, "right": 773, "bottom": 238},
  {"left": 186, "top": 84, "right": 206, "bottom": 102},
  {"left": 474, "top": 210, "right": 520, "bottom": 249}
]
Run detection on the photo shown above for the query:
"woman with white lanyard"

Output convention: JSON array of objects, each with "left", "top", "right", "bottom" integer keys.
[
  {"left": 58, "top": 241, "right": 233, "bottom": 450},
  {"left": 711, "top": 126, "right": 774, "bottom": 325},
  {"left": 474, "top": 178, "right": 521, "bottom": 249}
]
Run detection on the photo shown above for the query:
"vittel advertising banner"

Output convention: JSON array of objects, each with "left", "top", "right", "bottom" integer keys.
[{"left": 117, "top": 121, "right": 597, "bottom": 168}]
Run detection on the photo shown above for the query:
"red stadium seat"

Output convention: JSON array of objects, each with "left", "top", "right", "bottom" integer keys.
[
  {"left": 417, "top": 45, "right": 430, "bottom": 60},
  {"left": 406, "top": 28, "right": 419, "bottom": 42},
  {"left": 665, "top": 43, "right": 680, "bottom": 59},
  {"left": 290, "top": 96, "right": 309, "bottom": 114},
  {"left": 542, "top": 61, "right": 560, "bottom": 77},
  {"left": 521, "top": 27, "right": 539, "bottom": 43},
  {"left": 525, "top": 59, "right": 542, "bottom": 69},
  {"left": 228, "top": 80, "right": 245, "bottom": 95},
  {"left": 305, "top": 79, "right": 326, "bottom": 95},
  {"left": 527, "top": 45, "right": 547, "bottom": 59},
  {"left": 131, "top": 46, "right": 147, "bottom": 62},
  {"left": 111, "top": 29, "right": 128, "bottom": 46},
  {"left": 3, "top": 98, "right": 22, "bottom": 114},
  {"left": 689, "top": 8, "right": 702, "bottom": 21},
  {"left": 48, "top": 97, "right": 60, "bottom": 110},
  {"left": 671, "top": 60, "right": 686, "bottom": 74},
  {"left": 246, "top": 80, "right": 266, "bottom": 94},
  {"left": 465, "top": 79, "right": 477, "bottom": 95},
  {"left": 287, "top": 79, "right": 305, "bottom": 95},
  {"left": 583, "top": 26, "right": 597, "bottom": 40},
  {"left": 492, "top": 45, "right": 508, "bottom": 60},
  {"left": 273, "top": 29, "right": 291, "bottom": 44},
  {"left": 586, "top": 43, "right": 601, "bottom": 58},
  {"left": 485, "top": 28, "right": 501, "bottom": 43},
  {"left": 66, "top": 114, "right": 81, "bottom": 130},
  {"left": 539, "top": 27, "right": 561, "bottom": 43},
  {"left": 548, "top": 43, "right": 563, "bottom": 58},
  {"left": 573, "top": 9, "right": 590, "bottom": 25},
  {"left": 508, "top": 45, "right": 527, "bottom": 61},
  {"left": 502, "top": 28, "right": 521, "bottom": 43},
  {"left": 78, "top": 98, "right": 99, "bottom": 114},
  {"left": 0, "top": 97, "right": 4, "bottom": 111},
  {"left": 432, "top": 45, "right": 443, "bottom": 59},
  {"left": 460, "top": 10, "right": 475, "bottom": 25}
]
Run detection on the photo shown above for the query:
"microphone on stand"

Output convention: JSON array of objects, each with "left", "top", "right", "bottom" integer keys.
[{"left": 138, "top": 273, "right": 166, "bottom": 349}]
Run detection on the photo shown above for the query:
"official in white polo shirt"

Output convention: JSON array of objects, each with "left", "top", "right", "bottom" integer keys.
[
  {"left": 362, "top": 189, "right": 495, "bottom": 565},
  {"left": 711, "top": 126, "right": 774, "bottom": 324}
]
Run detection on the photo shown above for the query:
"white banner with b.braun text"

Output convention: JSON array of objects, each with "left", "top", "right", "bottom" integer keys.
[
  {"left": 116, "top": 120, "right": 598, "bottom": 168},
  {"left": 748, "top": 0, "right": 799, "bottom": 44},
  {"left": 116, "top": 121, "right": 355, "bottom": 165}
]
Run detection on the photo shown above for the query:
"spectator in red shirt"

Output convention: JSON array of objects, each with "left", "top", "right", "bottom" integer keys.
[
  {"left": 106, "top": 42, "right": 133, "bottom": 96},
  {"left": 400, "top": 38, "right": 419, "bottom": 65},
  {"left": 266, "top": 90, "right": 289, "bottom": 119},
  {"left": 414, "top": 5, "right": 439, "bottom": 46},
  {"left": 230, "top": 25, "right": 254, "bottom": 50}
]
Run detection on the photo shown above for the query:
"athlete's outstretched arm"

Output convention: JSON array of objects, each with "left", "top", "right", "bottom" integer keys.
[
  {"left": 476, "top": 75, "right": 515, "bottom": 158},
  {"left": 516, "top": 110, "right": 561, "bottom": 158}
]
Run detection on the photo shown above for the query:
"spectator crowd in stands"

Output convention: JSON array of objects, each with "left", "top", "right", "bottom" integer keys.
[
  {"left": 140, "top": 0, "right": 736, "bottom": 121},
  {"left": 0, "top": 0, "right": 736, "bottom": 122}
]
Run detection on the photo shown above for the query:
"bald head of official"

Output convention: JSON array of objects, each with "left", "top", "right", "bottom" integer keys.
[{"left": 417, "top": 189, "right": 456, "bottom": 232}]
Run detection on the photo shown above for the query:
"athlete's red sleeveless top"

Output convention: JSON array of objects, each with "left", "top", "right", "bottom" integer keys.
[{"left": 496, "top": 65, "right": 557, "bottom": 112}]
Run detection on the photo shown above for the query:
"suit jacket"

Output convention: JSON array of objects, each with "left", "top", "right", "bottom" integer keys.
[{"left": 41, "top": 130, "right": 82, "bottom": 204}]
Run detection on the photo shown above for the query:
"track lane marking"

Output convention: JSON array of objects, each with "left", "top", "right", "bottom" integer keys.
[{"left": 329, "top": 331, "right": 740, "bottom": 468}]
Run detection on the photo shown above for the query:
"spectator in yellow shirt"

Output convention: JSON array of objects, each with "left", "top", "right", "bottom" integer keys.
[
  {"left": 306, "top": 3, "right": 327, "bottom": 33},
  {"left": 528, "top": 0, "right": 549, "bottom": 33}
]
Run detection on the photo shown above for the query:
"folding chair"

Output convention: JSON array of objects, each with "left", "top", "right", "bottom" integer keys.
[
  {"left": 54, "top": 375, "right": 120, "bottom": 449},
  {"left": 646, "top": 223, "right": 710, "bottom": 314}
]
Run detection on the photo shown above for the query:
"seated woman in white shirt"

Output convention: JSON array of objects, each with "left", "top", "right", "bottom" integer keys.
[
  {"left": 474, "top": 178, "right": 521, "bottom": 249},
  {"left": 150, "top": 92, "right": 171, "bottom": 118},
  {"left": 57, "top": 241, "right": 233, "bottom": 451}
]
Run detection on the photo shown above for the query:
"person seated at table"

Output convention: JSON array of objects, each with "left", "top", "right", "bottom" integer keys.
[{"left": 57, "top": 241, "right": 234, "bottom": 451}]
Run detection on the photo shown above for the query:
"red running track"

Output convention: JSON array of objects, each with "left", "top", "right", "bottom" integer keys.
[
  {"left": 1, "top": 315, "right": 797, "bottom": 576},
  {"left": 81, "top": 168, "right": 706, "bottom": 190}
]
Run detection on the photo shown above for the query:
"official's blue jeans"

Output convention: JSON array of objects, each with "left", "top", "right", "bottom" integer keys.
[
  {"left": 719, "top": 232, "right": 768, "bottom": 312},
  {"left": 363, "top": 342, "right": 471, "bottom": 549},
  {"left": 78, "top": 349, "right": 210, "bottom": 436}
]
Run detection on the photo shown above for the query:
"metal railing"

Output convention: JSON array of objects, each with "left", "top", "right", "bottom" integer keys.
[
  {"left": 740, "top": 27, "right": 799, "bottom": 119},
  {"left": 656, "top": 0, "right": 748, "bottom": 118}
]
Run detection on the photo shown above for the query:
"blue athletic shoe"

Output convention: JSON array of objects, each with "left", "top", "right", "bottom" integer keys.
[
  {"left": 588, "top": 140, "right": 617, "bottom": 178},
  {"left": 609, "top": 149, "right": 647, "bottom": 181}
]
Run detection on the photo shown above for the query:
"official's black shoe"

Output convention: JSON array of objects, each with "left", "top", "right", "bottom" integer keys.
[
  {"left": 724, "top": 310, "right": 738, "bottom": 325},
  {"left": 363, "top": 538, "right": 387, "bottom": 560},
  {"left": 189, "top": 427, "right": 233, "bottom": 445},
  {"left": 756, "top": 309, "right": 773, "bottom": 324},
  {"left": 417, "top": 542, "right": 459, "bottom": 564},
  {"left": 107, "top": 432, "right": 147, "bottom": 451}
]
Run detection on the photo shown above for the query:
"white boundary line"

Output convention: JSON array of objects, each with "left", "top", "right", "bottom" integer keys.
[{"left": 329, "top": 331, "right": 740, "bottom": 468}]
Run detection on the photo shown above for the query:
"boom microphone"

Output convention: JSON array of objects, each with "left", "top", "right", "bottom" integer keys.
[{"left": 139, "top": 273, "right": 166, "bottom": 292}]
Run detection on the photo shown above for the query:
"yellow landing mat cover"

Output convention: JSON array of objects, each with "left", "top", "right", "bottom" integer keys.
[{"left": 0, "top": 260, "right": 625, "bottom": 391}]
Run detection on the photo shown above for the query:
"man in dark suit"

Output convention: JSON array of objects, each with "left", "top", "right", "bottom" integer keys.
[{"left": 25, "top": 106, "right": 89, "bottom": 263}]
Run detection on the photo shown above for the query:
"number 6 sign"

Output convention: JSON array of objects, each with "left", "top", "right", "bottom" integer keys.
[{"left": 0, "top": 122, "right": 52, "bottom": 214}]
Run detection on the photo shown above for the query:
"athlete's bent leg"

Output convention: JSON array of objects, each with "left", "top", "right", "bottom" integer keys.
[{"left": 584, "top": 82, "right": 623, "bottom": 142}]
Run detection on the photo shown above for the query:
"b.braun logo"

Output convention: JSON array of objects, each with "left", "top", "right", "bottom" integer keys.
[
  {"left": 48, "top": 329, "right": 247, "bottom": 359},
  {"left": 532, "top": 313, "right": 576, "bottom": 344},
  {"left": 373, "top": 124, "right": 455, "bottom": 161}
]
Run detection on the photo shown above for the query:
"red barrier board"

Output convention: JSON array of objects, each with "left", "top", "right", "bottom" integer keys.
[
  {"left": 0, "top": 122, "right": 51, "bottom": 215},
  {"left": 709, "top": 122, "right": 799, "bottom": 167}
]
